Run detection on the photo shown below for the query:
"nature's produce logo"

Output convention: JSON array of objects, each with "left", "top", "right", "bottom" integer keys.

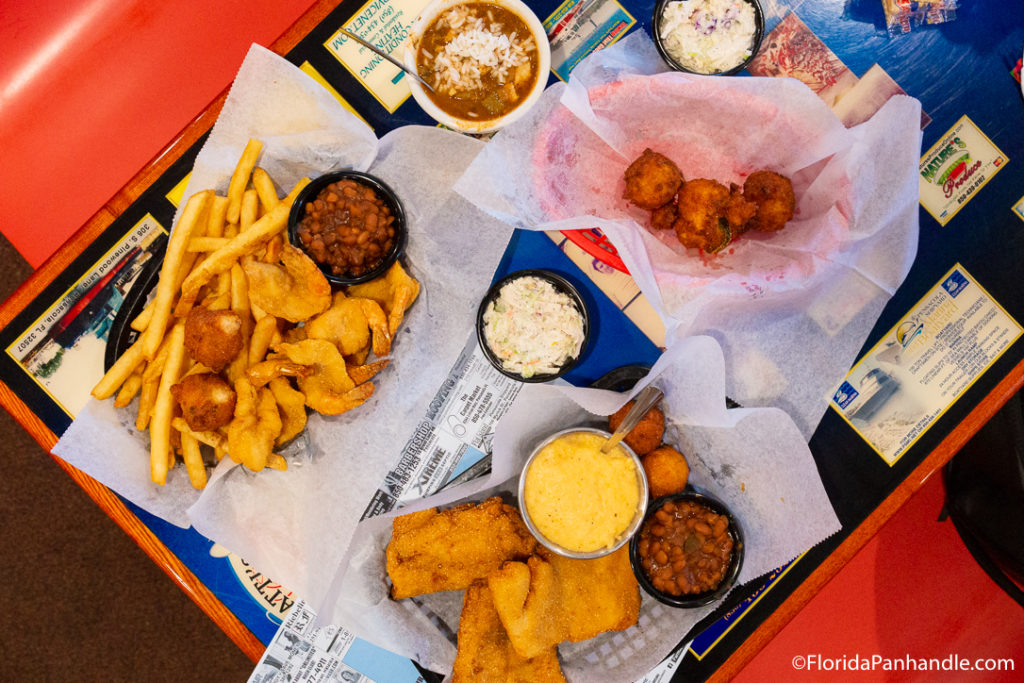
[{"left": 920, "top": 136, "right": 981, "bottom": 198}]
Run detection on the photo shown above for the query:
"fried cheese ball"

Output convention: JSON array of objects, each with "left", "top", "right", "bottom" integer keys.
[
  {"left": 743, "top": 170, "right": 795, "bottom": 233},
  {"left": 184, "top": 306, "right": 244, "bottom": 371},
  {"left": 171, "top": 373, "right": 237, "bottom": 431},
  {"left": 608, "top": 400, "right": 665, "bottom": 456},
  {"left": 623, "top": 149, "right": 684, "bottom": 210},
  {"left": 641, "top": 446, "right": 690, "bottom": 499}
]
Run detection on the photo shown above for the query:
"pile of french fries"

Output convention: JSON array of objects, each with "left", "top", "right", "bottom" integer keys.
[{"left": 91, "top": 139, "right": 310, "bottom": 489}]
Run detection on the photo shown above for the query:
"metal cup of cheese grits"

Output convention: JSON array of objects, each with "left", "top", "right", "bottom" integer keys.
[{"left": 519, "top": 427, "right": 649, "bottom": 559}]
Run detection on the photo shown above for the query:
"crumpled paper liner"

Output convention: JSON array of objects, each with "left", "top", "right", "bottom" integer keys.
[
  {"left": 321, "top": 337, "right": 840, "bottom": 681},
  {"left": 455, "top": 31, "right": 922, "bottom": 437},
  {"left": 55, "top": 45, "right": 516, "bottom": 604}
]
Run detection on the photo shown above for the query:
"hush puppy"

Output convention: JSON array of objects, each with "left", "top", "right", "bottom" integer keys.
[
  {"left": 641, "top": 446, "right": 690, "bottom": 499},
  {"left": 608, "top": 400, "right": 665, "bottom": 456},
  {"left": 623, "top": 149, "right": 684, "bottom": 210},
  {"left": 674, "top": 179, "right": 757, "bottom": 253},
  {"left": 650, "top": 200, "right": 678, "bottom": 231},
  {"left": 171, "top": 373, "right": 236, "bottom": 431},
  {"left": 184, "top": 306, "right": 244, "bottom": 371},
  {"left": 742, "top": 170, "right": 795, "bottom": 233}
]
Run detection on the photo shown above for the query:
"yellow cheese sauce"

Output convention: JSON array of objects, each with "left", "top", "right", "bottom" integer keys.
[{"left": 523, "top": 431, "right": 642, "bottom": 553}]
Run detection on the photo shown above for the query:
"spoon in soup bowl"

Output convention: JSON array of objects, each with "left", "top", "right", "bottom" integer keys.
[{"left": 338, "top": 28, "right": 436, "bottom": 92}]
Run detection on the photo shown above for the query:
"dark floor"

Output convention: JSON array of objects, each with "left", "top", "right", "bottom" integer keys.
[{"left": 0, "top": 234, "right": 254, "bottom": 682}]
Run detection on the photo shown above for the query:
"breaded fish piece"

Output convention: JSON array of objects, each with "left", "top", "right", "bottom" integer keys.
[
  {"left": 453, "top": 581, "right": 565, "bottom": 683},
  {"left": 387, "top": 497, "right": 537, "bottom": 599},
  {"left": 488, "top": 546, "right": 640, "bottom": 659}
]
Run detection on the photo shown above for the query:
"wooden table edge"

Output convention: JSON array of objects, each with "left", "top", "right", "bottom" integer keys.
[
  {"left": 709, "top": 355, "right": 1024, "bottom": 681},
  {"left": 2, "top": 0, "right": 1020, "bottom": 675}
]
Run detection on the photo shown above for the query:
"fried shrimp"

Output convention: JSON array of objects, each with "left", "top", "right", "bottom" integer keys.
[
  {"left": 243, "top": 244, "right": 332, "bottom": 322},
  {"left": 274, "top": 339, "right": 375, "bottom": 415},
  {"left": 227, "top": 376, "right": 282, "bottom": 472},
  {"left": 743, "top": 170, "right": 795, "bottom": 233},
  {"left": 623, "top": 148, "right": 684, "bottom": 210},
  {"left": 305, "top": 293, "right": 391, "bottom": 358}
]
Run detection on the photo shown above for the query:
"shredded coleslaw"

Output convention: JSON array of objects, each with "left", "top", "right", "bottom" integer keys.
[{"left": 483, "top": 276, "right": 585, "bottom": 378}]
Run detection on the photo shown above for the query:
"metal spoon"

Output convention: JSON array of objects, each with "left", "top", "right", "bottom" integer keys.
[
  {"left": 602, "top": 384, "right": 664, "bottom": 453},
  {"left": 337, "top": 28, "right": 436, "bottom": 92}
]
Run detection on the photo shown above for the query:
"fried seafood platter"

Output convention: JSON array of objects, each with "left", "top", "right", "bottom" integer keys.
[
  {"left": 385, "top": 497, "right": 642, "bottom": 681},
  {"left": 91, "top": 139, "right": 420, "bottom": 489}
]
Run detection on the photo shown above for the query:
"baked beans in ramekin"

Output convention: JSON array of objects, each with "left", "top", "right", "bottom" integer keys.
[
  {"left": 288, "top": 171, "right": 406, "bottom": 286},
  {"left": 629, "top": 490, "right": 744, "bottom": 607}
]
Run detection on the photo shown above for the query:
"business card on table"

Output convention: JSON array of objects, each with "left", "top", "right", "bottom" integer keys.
[
  {"left": 831, "top": 265, "right": 1022, "bottom": 466},
  {"left": 919, "top": 115, "right": 1008, "bottom": 226}
]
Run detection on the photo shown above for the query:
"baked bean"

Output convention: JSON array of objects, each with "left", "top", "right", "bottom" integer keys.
[
  {"left": 296, "top": 179, "right": 397, "bottom": 277},
  {"left": 636, "top": 499, "right": 735, "bottom": 597}
]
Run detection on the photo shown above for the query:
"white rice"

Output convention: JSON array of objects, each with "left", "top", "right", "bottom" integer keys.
[
  {"left": 659, "top": 0, "right": 756, "bottom": 74},
  {"left": 424, "top": 5, "right": 534, "bottom": 93}
]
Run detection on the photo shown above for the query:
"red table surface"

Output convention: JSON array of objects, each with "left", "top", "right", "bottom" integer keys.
[{"left": 0, "top": 0, "right": 314, "bottom": 268}]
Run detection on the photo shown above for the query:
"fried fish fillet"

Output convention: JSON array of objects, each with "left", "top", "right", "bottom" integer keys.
[
  {"left": 488, "top": 546, "right": 640, "bottom": 659},
  {"left": 452, "top": 581, "right": 565, "bottom": 683},
  {"left": 386, "top": 497, "right": 538, "bottom": 599}
]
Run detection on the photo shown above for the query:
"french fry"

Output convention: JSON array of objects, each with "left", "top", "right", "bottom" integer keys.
[
  {"left": 114, "top": 371, "right": 144, "bottom": 408},
  {"left": 226, "top": 138, "right": 263, "bottom": 224},
  {"left": 241, "top": 189, "right": 259, "bottom": 233},
  {"left": 130, "top": 301, "right": 154, "bottom": 332},
  {"left": 175, "top": 202, "right": 290, "bottom": 316},
  {"left": 92, "top": 337, "right": 146, "bottom": 400},
  {"left": 187, "top": 237, "right": 230, "bottom": 252},
  {"left": 204, "top": 289, "right": 232, "bottom": 311},
  {"left": 141, "top": 190, "right": 212, "bottom": 359},
  {"left": 150, "top": 322, "right": 187, "bottom": 485},
  {"left": 135, "top": 379, "right": 159, "bottom": 430},
  {"left": 230, "top": 262, "right": 250, "bottom": 320},
  {"left": 142, "top": 331, "right": 175, "bottom": 383},
  {"left": 180, "top": 431, "right": 208, "bottom": 489},
  {"left": 251, "top": 302, "right": 269, "bottom": 320},
  {"left": 207, "top": 195, "right": 229, "bottom": 238},
  {"left": 266, "top": 453, "right": 288, "bottom": 471},
  {"left": 252, "top": 168, "right": 280, "bottom": 211},
  {"left": 248, "top": 315, "right": 278, "bottom": 367},
  {"left": 283, "top": 177, "right": 311, "bottom": 209},
  {"left": 171, "top": 417, "right": 227, "bottom": 450}
]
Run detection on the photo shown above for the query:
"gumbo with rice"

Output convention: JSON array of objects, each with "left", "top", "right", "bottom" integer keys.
[{"left": 415, "top": 2, "right": 539, "bottom": 121}]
